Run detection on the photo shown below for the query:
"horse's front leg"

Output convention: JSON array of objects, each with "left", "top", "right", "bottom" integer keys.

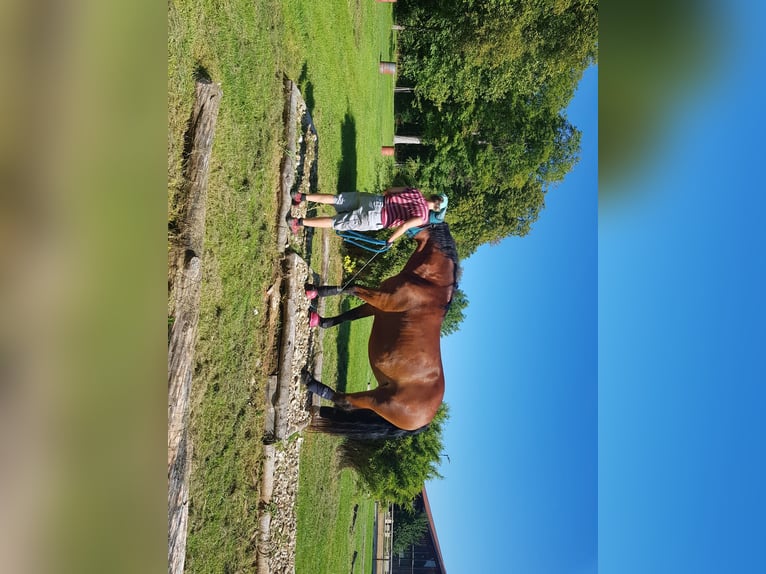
[
  {"left": 309, "top": 303, "right": 374, "bottom": 328},
  {"left": 306, "top": 281, "right": 413, "bottom": 313},
  {"left": 351, "top": 284, "right": 414, "bottom": 313},
  {"left": 304, "top": 284, "right": 348, "bottom": 299}
]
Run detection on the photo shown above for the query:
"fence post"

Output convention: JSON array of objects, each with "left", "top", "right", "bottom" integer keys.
[{"left": 379, "top": 61, "right": 396, "bottom": 75}]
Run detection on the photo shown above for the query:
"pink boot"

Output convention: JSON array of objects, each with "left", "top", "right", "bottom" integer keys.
[
  {"left": 309, "top": 311, "right": 321, "bottom": 328},
  {"left": 286, "top": 215, "right": 302, "bottom": 235}
]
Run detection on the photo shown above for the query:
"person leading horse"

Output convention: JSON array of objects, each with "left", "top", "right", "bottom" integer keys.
[{"left": 301, "top": 222, "right": 459, "bottom": 439}]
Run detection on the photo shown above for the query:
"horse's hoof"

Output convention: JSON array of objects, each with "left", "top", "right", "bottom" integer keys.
[
  {"left": 300, "top": 369, "right": 313, "bottom": 387},
  {"left": 309, "top": 311, "right": 321, "bottom": 328},
  {"left": 262, "top": 431, "right": 277, "bottom": 445}
]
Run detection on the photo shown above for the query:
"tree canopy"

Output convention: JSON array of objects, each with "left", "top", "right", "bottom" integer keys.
[
  {"left": 343, "top": 1, "right": 596, "bottom": 338},
  {"left": 393, "top": 0, "right": 597, "bottom": 257},
  {"left": 392, "top": 507, "right": 429, "bottom": 556},
  {"left": 338, "top": 404, "right": 449, "bottom": 505}
]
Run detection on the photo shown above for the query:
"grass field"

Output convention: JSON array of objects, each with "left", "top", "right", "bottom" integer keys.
[
  {"left": 168, "top": 1, "right": 396, "bottom": 571},
  {"left": 295, "top": 311, "right": 377, "bottom": 574}
]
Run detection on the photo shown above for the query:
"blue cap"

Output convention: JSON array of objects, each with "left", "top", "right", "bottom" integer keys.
[{"left": 433, "top": 193, "right": 448, "bottom": 221}]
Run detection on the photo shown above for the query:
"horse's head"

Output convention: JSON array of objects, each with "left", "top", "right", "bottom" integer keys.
[
  {"left": 406, "top": 222, "right": 460, "bottom": 295},
  {"left": 411, "top": 225, "right": 431, "bottom": 251}
]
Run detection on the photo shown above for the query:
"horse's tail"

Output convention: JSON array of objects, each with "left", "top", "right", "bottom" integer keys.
[{"left": 309, "top": 406, "right": 428, "bottom": 440}]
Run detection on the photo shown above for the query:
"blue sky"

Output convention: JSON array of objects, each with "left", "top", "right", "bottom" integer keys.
[
  {"left": 426, "top": 64, "right": 598, "bottom": 574},
  {"left": 428, "top": 1, "right": 766, "bottom": 572},
  {"left": 598, "top": 2, "right": 766, "bottom": 572}
]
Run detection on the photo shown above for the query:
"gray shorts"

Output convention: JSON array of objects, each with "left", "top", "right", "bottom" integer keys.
[{"left": 331, "top": 192, "right": 385, "bottom": 231}]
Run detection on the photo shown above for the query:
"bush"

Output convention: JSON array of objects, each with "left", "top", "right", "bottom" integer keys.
[{"left": 338, "top": 404, "right": 449, "bottom": 505}]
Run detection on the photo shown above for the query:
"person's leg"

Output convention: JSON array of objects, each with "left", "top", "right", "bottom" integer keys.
[
  {"left": 290, "top": 191, "right": 341, "bottom": 205},
  {"left": 330, "top": 194, "right": 384, "bottom": 233},
  {"left": 288, "top": 192, "right": 373, "bottom": 233},
  {"left": 301, "top": 216, "right": 334, "bottom": 228},
  {"left": 304, "top": 193, "right": 338, "bottom": 205},
  {"left": 286, "top": 214, "right": 333, "bottom": 234}
]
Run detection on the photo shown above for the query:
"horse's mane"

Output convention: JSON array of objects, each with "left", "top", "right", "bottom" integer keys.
[{"left": 427, "top": 222, "right": 460, "bottom": 307}]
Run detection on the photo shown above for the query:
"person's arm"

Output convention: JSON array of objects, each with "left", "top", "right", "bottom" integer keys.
[{"left": 387, "top": 216, "right": 426, "bottom": 244}]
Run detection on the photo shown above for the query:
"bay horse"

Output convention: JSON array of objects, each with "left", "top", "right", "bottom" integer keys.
[{"left": 302, "top": 222, "right": 459, "bottom": 439}]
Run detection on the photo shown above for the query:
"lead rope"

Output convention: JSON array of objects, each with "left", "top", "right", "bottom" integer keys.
[{"left": 340, "top": 249, "right": 383, "bottom": 291}]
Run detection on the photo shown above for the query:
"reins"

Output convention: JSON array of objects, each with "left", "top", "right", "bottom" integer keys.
[
  {"left": 335, "top": 230, "right": 391, "bottom": 254},
  {"left": 334, "top": 230, "right": 391, "bottom": 291},
  {"left": 341, "top": 249, "right": 383, "bottom": 291}
]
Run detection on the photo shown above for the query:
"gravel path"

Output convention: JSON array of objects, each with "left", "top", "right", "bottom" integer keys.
[{"left": 255, "top": 80, "right": 326, "bottom": 574}]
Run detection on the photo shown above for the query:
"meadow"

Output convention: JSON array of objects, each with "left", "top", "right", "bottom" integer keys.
[{"left": 168, "top": 0, "right": 396, "bottom": 571}]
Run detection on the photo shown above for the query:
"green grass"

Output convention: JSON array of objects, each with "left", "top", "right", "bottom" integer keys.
[
  {"left": 168, "top": 0, "right": 396, "bottom": 572},
  {"left": 294, "top": 435, "right": 376, "bottom": 574},
  {"left": 295, "top": 315, "right": 376, "bottom": 574}
]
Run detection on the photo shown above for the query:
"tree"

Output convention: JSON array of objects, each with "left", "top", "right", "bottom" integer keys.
[
  {"left": 396, "top": 0, "right": 597, "bottom": 109},
  {"left": 392, "top": 507, "right": 429, "bottom": 556},
  {"left": 338, "top": 404, "right": 449, "bottom": 505},
  {"left": 442, "top": 288, "right": 468, "bottom": 337},
  {"left": 389, "top": 0, "right": 596, "bottom": 255}
]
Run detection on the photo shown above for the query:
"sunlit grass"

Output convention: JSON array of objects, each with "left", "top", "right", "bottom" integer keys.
[
  {"left": 168, "top": 0, "right": 395, "bottom": 571},
  {"left": 295, "top": 317, "right": 377, "bottom": 574}
]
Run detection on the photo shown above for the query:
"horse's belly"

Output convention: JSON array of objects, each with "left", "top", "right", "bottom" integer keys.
[{"left": 368, "top": 320, "right": 442, "bottom": 382}]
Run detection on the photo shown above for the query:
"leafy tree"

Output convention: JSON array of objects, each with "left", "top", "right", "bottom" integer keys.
[
  {"left": 338, "top": 404, "right": 449, "bottom": 505},
  {"left": 341, "top": 0, "right": 595, "bottom": 324},
  {"left": 400, "top": 90, "right": 582, "bottom": 256},
  {"left": 388, "top": 0, "right": 596, "bottom": 256},
  {"left": 442, "top": 287, "right": 467, "bottom": 337},
  {"left": 392, "top": 507, "right": 429, "bottom": 556},
  {"left": 396, "top": 0, "right": 597, "bottom": 109}
]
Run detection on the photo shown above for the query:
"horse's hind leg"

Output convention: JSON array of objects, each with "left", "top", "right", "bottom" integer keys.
[
  {"left": 342, "top": 388, "right": 423, "bottom": 430},
  {"left": 301, "top": 371, "right": 349, "bottom": 407},
  {"left": 310, "top": 303, "right": 374, "bottom": 329},
  {"left": 302, "top": 375, "right": 419, "bottom": 430}
]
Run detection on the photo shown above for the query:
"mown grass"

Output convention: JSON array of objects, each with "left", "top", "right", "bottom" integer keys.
[
  {"left": 291, "top": 1, "right": 395, "bottom": 568},
  {"left": 169, "top": 2, "right": 287, "bottom": 571},
  {"left": 168, "top": 0, "right": 395, "bottom": 572},
  {"left": 295, "top": 312, "right": 376, "bottom": 574}
]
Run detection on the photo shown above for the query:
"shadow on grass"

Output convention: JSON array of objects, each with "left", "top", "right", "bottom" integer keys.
[
  {"left": 298, "top": 62, "right": 315, "bottom": 119},
  {"left": 334, "top": 298, "right": 353, "bottom": 393},
  {"left": 334, "top": 110, "right": 357, "bottom": 393},
  {"left": 338, "top": 110, "right": 357, "bottom": 193},
  {"left": 193, "top": 63, "right": 212, "bottom": 84}
]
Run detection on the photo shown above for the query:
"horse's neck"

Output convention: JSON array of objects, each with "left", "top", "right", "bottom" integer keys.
[{"left": 407, "top": 250, "right": 454, "bottom": 288}]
